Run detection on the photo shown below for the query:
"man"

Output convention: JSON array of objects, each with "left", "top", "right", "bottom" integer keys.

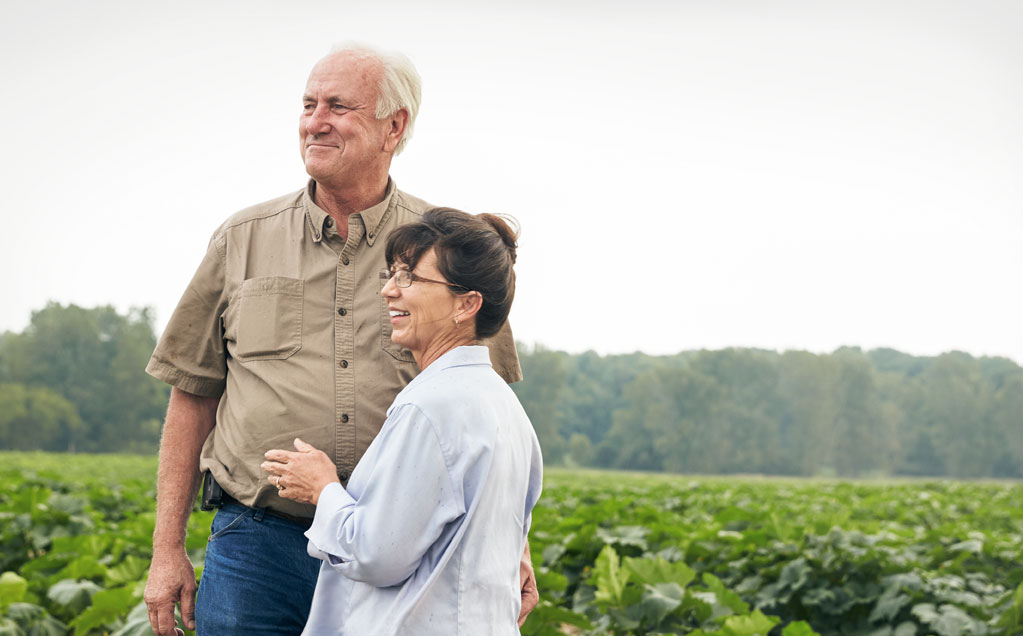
[{"left": 143, "top": 45, "right": 535, "bottom": 636}]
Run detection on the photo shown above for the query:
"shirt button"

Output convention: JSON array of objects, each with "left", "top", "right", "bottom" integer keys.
[
  {"left": 337, "top": 307, "right": 346, "bottom": 316},
  {"left": 340, "top": 360, "right": 349, "bottom": 368},
  {"left": 341, "top": 413, "right": 349, "bottom": 423},
  {"left": 342, "top": 257, "right": 350, "bottom": 266},
  {"left": 338, "top": 471, "right": 350, "bottom": 482}
]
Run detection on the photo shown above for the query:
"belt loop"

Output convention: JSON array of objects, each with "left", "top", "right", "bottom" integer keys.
[{"left": 253, "top": 507, "right": 266, "bottom": 522}]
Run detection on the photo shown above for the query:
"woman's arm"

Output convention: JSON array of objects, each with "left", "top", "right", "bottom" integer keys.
[{"left": 268, "top": 405, "right": 465, "bottom": 588}]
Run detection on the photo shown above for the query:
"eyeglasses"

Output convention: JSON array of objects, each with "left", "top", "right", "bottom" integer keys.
[{"left": 380, "top": 268, "right": 468, "bottom": 292}]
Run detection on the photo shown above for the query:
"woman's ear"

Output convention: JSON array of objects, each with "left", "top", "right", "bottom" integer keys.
[{"left": 457, "top": 291, "right": 483, "bottom": 321}]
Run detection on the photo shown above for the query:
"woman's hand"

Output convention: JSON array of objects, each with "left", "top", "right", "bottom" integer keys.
[{"left": 261, "top": 438, "right": 339, "bottom": 505}]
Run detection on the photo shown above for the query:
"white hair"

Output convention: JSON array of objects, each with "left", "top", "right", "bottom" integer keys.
[{"left": 328, "top": 43, "right": 422, "bottom": 156}]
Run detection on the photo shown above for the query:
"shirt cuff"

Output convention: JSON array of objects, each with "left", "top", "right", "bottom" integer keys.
[{"left": 305, "top": 482, "right": 357, "bottom": 562}]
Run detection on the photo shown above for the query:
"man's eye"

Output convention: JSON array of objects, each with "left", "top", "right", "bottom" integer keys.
[
  {"left": 302, "top": 103, "right": 314, "bottom": 111},
  {"left": 331, "top": 104, "right": 349, "bottom": 112}
]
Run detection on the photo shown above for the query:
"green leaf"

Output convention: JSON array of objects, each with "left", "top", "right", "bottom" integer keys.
[
  {"left": 870, "top": 591, "right": 911, "bottom": 623},
  {"left": 781, "top": 621, "right": 820, "bottom": 636},
  {"left": 911, "top": 603, "right": 985, "bottom": 636},
  {"left": 104, "top": 556, "right": 149, "bottom": 586},
  {"left": 994, "top": 583, "right": 1023, "bottom": 631},
  {"left": 720, "top": 610, "right": 780, "bottom": 636},
  {"left": 54, "top": 555, "right": 107, "bottom": 582},
  {"left": 3, "top": 604, "right": 66, "bottom": 636},
  {"left": 0, "top": 617, "right": 23, "bottom": 636},
  {"left": 110, "top": 601, "right": 160, "bottom": 636},
  {"left": 680, "top": 592, "right": 714, "bottom": 623},
  {"left": 519, "top": 599, "right": 592, "bottom": 636},
  {"left": 703, "top": 573, "right": 750, "bottom": 614},
  {"left": 595, "top": 525, "right": 650, "bottom": 550},
  {"left": 777, "top": 557, "right": 811, "bottom": 592},
  {"left": 592, "top": 545, "right": 629, "bottom": 606},
  {"left": 640, "top": 582, "right": 685, "bottom": 625},
  {"left": 0, "top": 572, "right": 28, "bottom": 609},
  {"left": 948, "top": 539, "right": 983, "bottom": 555},
  {"left": 624, "top": 556, "right": 696, "bottom": 587},
  {"left": 46, "top": 579, "right": 101, "bottom": 613},
  {"left": 534, "top": 568, "right": 567, "bottom": 596},
  {"left": 892, "top": 622, "right": 917, "bottom": 636},
  {"left": 69, "top": 586, "right": 138, "bottom": 636}
]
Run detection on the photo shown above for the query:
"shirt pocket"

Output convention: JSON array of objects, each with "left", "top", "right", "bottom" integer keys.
[{"left": 230, "top": 276, "right": 304, "bottom": 362}]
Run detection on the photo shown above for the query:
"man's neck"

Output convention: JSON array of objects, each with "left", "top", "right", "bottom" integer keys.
[{"left": 313, "top": 177, "right": 388, "bottom": 240}]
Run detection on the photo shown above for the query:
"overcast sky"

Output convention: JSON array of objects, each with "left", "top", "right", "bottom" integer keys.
[{"left": 2, "top": 0, "right": 1021, "bottom": 363}]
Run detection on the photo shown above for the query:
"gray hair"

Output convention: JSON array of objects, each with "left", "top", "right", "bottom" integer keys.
[{"left": 329, "top": 43, "right": 422, "bottom": 156}]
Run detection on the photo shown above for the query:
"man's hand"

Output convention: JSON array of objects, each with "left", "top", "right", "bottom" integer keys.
[
  {"left": 262, "top": 438, "right": 339, "bottom": 505},
  {"left": 144, "top": 547, "right": 196, "bottom": 636},
  {"left": 518, "top": 542, "right": 538, "bottom": 627}
]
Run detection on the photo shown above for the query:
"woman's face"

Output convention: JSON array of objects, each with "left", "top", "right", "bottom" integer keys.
[{"left": 381, "top": 248, "right": 464, "bottom": 367}]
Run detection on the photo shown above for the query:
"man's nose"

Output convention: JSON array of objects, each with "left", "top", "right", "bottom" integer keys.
[{"left": 306, "top": 104, "right": 332, "bottom": 134}]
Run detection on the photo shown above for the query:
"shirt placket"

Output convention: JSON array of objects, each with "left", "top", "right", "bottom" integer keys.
[{"left": 334, "top": 216, "right": 363, "bottom": 482}]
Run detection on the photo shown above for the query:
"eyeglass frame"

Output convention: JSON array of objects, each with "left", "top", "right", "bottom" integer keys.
[{"left": 380, "top": 268, "right": 470, "bottom": 293}]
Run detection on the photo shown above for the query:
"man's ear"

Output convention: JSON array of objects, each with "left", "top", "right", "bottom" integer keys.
[{"left": 383, "top": 109, "right": 409, "bottom": 152}]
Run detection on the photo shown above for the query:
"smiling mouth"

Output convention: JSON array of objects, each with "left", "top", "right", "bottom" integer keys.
[{"left": 389, "top": 310, "right": 410, "bottom": 317}]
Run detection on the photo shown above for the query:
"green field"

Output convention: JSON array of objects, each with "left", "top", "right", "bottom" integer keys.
[{"left": 1, "top": 453, "right": 1021, "bottom": 635}]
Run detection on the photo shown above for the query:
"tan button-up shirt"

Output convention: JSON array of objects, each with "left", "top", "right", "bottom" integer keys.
[{"left": 146, "top": 180, "right": 521, "bottom": 519}]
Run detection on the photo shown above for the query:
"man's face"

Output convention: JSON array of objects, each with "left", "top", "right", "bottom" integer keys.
[{"left": 299, "top": 53, "right": 394, "bottom": 189}]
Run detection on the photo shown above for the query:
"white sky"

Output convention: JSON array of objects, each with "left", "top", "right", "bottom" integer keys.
[{"left": 2, "top": 0, "right": 1021, "bottom": 363}]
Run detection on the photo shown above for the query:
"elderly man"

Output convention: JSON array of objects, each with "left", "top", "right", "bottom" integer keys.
[{"left": 143, "top": 45, "right": 534, "bottom": 636}]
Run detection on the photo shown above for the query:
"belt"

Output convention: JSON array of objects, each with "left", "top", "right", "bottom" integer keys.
[{"left": 221, "top": 493, "right": 314, "bottom": 527}]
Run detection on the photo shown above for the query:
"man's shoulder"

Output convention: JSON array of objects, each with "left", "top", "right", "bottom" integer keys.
[
  {"left": 214, "top": 188, "right": 307, "bottom": 236},
  {"left": 392, "top": 188, "right": 433, "bottom": 218}
]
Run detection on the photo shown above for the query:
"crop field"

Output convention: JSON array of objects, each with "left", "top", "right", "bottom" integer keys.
[{"left": 1, "top": 453, "right": 1021, "bottom": 636}]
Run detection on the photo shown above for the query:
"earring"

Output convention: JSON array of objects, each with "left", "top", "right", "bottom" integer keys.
[{"left": 455, "top": 316, "right": 460, "bottom": 327}]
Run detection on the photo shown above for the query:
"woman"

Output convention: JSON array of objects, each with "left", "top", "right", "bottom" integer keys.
[{"left": 261, "top": 208, "right": 542, "bottom": 635}]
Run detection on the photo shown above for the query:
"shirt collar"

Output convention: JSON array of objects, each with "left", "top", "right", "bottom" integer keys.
[
  {"left": 303, "top": 178, "right": 396, "bottom": 244},
  {"left": 395, "top": 345, "right": 492, "bottom": 403}
]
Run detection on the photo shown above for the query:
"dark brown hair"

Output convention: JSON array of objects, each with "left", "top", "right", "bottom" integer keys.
[{"left": 385, "top": 207, "right": 518, "bottom": 339}]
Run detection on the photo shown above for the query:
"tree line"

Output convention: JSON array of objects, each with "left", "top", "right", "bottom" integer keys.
[
  {"left": 0, "top": 303, "right": 169, "bottom": 453},
  {"left": 511, "top": 344, "right": 1023, "bottom": 479},
  {"left": 1, "top": 303, "right": 1020, "bottom": 479}
]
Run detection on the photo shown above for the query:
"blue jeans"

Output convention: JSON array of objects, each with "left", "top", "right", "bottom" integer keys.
[{"left": 195, "top": 503, "right": 321, "bottom": 635}]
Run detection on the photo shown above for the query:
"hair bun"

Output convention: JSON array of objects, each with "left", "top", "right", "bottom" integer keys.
[{"left": 479, "top": 213, "right": 519, "bottom": 263}]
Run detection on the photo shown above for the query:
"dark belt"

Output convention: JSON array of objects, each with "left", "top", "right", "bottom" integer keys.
[{"left": 220, "top": 492, "right": 314, "bottom": 528}]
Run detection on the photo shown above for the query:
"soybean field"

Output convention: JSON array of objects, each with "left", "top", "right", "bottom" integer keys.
[{"left": 1, "top": 453, "right": 1021, "bottom": 636}]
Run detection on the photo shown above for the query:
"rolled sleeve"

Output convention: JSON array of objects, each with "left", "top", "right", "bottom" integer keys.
[
  {"left": 146, "top": 235, "right": 229, "bottom": 397},
  {"left": 303, "top": 404, "right": 464, "bottom": 588}
]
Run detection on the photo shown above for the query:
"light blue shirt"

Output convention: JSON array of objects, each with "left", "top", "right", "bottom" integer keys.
[{"left": 301, "top": 346, "right": 543, "bottom": 636}]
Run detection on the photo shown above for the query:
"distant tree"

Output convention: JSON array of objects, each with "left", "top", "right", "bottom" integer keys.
[
  {"left": 512, "top": 343, "right": 568, "bottom": 462},
  {"left": 566, "top": 433, "right": 595, "bottom": 467},
  {"left": 777, "top": 351, "right": 838, "bottom": 476},
  {"left": 988, "top": 373, "right": 1023, "bottom": 478},
  {"left": 0, "top": 383, "right": 83, "bottom": 451},
  {"left": 830, "top": 349, "right": 887, "bottom": 477},
  {"left": 919, "top": 353, "right": 992, "bottom": 478},
  {"left": 0, "top": 303, "right": 169, "bottom": 452},
  {"left": 602, "top": 366, "right": 723, "bottom": 473}
]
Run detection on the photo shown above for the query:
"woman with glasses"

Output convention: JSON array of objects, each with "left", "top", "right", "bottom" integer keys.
[{"left": 262, "top": 208, "right": 542, "bottom": 635}]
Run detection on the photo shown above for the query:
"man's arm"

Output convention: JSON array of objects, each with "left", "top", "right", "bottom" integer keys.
[
  {"left": 144, "top": 387, "right": 219, "bottom": 636},
  {"left": 518, "top": 541, "right": 538, "bottom": 627}
]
